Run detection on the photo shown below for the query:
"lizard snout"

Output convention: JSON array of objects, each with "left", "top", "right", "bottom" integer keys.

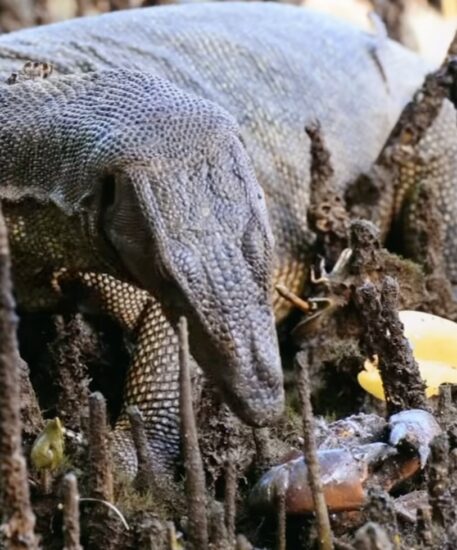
[{"left": 214, "top": 304, "right": 285, "bottom": 427}]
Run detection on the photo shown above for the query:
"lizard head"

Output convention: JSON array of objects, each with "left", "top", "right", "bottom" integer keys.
[{"left": 98, "top": 74, "right": 284, "bottom": 427}]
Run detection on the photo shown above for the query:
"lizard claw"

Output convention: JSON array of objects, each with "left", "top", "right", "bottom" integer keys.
[
  {"left": 275, "top": 284, "right": 312, "bottom": 314},
  {"left": 388, "top": 409, "right": 441, "bottom": 468}
]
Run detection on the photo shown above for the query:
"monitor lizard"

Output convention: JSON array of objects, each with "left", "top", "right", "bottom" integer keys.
[{"left": 0, "top": 3, "right": 453, "bottom": 472}]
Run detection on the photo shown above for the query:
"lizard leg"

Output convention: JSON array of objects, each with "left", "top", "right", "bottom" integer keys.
[
  {"left": 114, "top": 296, "right": 181, "bottom": 474},
  {"left": 55, "top": 270, "right": 182, "bottom": 474},
  {"left": 394, "top": 100, "right": 457, "bottom": 283}
]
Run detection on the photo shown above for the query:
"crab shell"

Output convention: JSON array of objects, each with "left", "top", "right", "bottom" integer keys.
[{"left": 250, "top": 443, "right": 420, "bottom": 514}]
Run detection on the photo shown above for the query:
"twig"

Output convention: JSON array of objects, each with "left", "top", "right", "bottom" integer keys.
[
  {"left": 51, "top": 315, "right": 90, "bottom": 432},
  {"left": 62, "top": 473, "right": 82, "bottom": 550},
  {"left": 306, "top": 122, "right": 334, "bottom": 189},
  {"left": 127, "top": 405, "right": 155, "bottom": 493},
  {"left": 178, "top": 316, "right": 208, "bottom": 550},
  {"left": 224, "top": 455, "right": 237, "bottom": 544},
  {"left": 86, "top": 394, "right": 121, "bottom": 550},
  {"left": 88, "top": 392, "right": 113, "bottom": 501},
  {"left": 306, "top": 123, "right": 349, "bottom": 266},
  {"left": 373, "top": 27, "right": 457, "bottom": 235},
  {"left": 208, "top": 500, "right": 230, "bottom": 549},
  {"left": 16, "top": 356, "right": 43, "bottom": 437},
  {"left": 295, "top": 351, "right": 333, "bottom": 550},
  {"left": 0, "top": 204, "right": 38, "bottom": 549},
  {"left": 353, "top": 31, "right": 457, "bottom": 319},
  {"left": 276, "top": 485, "right": 286, "bottom": 550},
  {"left": 347, "top": 222, "right": 428, "bottom": 413},
  {"left": 380, "top": 29, "right": 457, "bottom": 165},
  {"left": 355, "top": 276, "right": 428, "bottom": 414},
  {"left": 437, "top": 384, "right": 454, "bottom": 427},
  {"left": 427, "top": 433, "right": 454, "bottom": 527},
  {"left": 79, "top": 498, "right": 129, "bottom": 530},
  {"left": 416, "top": 505, "right": 433, "bottom": 547},
  {"left": 275, "top": 284, "right": 311, "bottom": 313},
  {"left": 347, "top": 220, "right": 382, "bottom": 276}
]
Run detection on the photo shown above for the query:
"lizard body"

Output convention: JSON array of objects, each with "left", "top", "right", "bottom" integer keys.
[
  {"left": 0, "top": 3, "right": 433, "bottom": 312},
  {"left": 0, "top": 4, "right": 454, "bottom": 470}
]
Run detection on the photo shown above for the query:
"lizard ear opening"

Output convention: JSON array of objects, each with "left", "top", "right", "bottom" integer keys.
[
  {"left": 99, "top": 167, "right": 178, "bottom": 290},
  {"left": 99, "top": 173, "right": 117, "bottom": 212},
  {"left": 97, "top": 171, "right": 122, "bottom": 260}
]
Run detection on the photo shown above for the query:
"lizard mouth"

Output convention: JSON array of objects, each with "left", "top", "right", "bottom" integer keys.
[
  {"left": 222, "top": 373, "right": 285, "bottom": 427},
  {"left": 222, "top": 331, "right": 285, "bottom": 427}
]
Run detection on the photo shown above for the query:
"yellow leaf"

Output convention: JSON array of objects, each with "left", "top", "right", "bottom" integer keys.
[{"left": 358, "top": 311, "right": 457, "bottom": 400}]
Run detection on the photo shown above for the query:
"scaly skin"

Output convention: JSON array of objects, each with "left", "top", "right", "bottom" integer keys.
[
  {"left": 0, "top": 3, "right": 431, "bottom": 313},
  {"left": 0, "top": 4, "right": 454, "bottom": 470},
  {"left": 0, "top": 71, "right": 282, "bottom": 470}
]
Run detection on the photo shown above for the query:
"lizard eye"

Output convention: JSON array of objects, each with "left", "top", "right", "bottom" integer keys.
[{"left": 98, "top": 170, "right": 149, "bottom": 260}]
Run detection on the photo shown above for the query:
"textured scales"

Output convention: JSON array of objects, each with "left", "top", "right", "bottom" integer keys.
[
  {"left": 395, "top": 100, "right": 457, "bottom": 281},
  {"left": 0, "top": 3, "right": 431, "bottom": 313},
  {"left": 0, "top": 3, "right": 455, "bottom": 471},
  {"left": 0, "top": 70, "right": 282, "bottom": 470}
]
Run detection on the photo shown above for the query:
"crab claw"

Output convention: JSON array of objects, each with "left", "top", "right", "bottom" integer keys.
[
  {"left": 388, "top": 409, "right": 441, "bottom": 468},
  {"left": 250, "top": 447, "right": 368, "bottom": 514},
  {"left": 250, "top": 442, "right": 419, "bottom": 515}
]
